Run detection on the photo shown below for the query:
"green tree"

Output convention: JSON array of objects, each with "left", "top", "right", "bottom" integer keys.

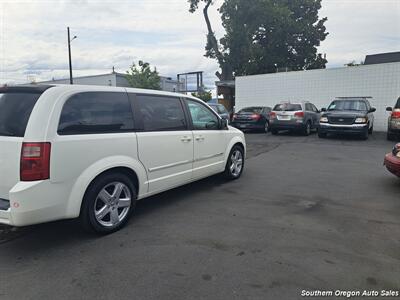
[
  {"left": 126, "top": 60, "right": 161, "bottom": 90},
  {"left": 192, "top": 87, "right": 212, "bottom": 102},
  {"left": 188, "top": 0, "right": 328, "bottom": 78}
]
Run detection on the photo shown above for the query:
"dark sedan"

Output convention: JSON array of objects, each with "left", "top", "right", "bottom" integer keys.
[
  {"left": 231, "top": 106, "right": 271, "bottom": 132},
  {"left": 318, "top": 98, "right": 376, "bottom": 140},
  {"left": 384, "top": 143, "right": 400, "bottom": 178}
]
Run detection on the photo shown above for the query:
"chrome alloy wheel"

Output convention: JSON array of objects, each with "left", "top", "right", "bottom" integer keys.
[
  {"left": 230, "top": 150, "right": 243, "bottom": 177},
  {"left": 94, "top": 182, "right": 132, "bottom": 227}
]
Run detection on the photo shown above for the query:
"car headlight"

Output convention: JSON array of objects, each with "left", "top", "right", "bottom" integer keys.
[
  {"left": 354, "top": 117, "right": 367, "bottom": 124},
  {"left": 320, "top": 117, "right": 328, "bottom": 123}
]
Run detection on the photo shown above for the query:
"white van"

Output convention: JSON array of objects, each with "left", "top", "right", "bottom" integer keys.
[{"left": 0, "top": 85, "right": 246, "bottom": 233}]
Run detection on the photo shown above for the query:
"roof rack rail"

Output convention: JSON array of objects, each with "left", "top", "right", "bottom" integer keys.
[{"left": 336, "top": 96, "right": 373, "bottom": 99}]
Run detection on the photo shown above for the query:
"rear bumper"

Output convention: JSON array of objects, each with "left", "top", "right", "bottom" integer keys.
[
  {"left": 0, "top": 181, "right": 72, "bottom": 227},
  {"left": 318, "top": 123, "right": 368, "bottom": 135},
  {"left": 388, "top": 127, "right": 400, "bottom": 135},
  {"left": 384, "top": 154, "right": 400, "bottom": 177},
  {"left": 270, "top": 120, "right": 305, "bottom": 131},
  {"left": 231, "top": 121, "right": 265, "bottom": 130}
]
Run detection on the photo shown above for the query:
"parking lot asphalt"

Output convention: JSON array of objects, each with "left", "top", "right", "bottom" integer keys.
[{"left": 0, "top": 132, "right": 399, "bottom": 300}]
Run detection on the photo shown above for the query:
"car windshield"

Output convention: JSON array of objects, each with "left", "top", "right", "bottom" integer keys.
[
  {"left": 238, "top": 107, "right": 262, "bottom": 114},
  {"left": 273, "top": 104, "right": 302, "bottom": 111},
  {"left": 328, "top": 100, "right": 368, "bottom": 111},
  {"left": 0, "top": 92, "right": 42, "bottom": 137}
]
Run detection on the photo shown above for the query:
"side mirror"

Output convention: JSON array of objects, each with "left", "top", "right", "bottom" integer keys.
[
  {"left": 321, "top": 108, "right": 326, "bottom": 112},
  {"left": 386, "top": 107, "right": 393, "bottom": 112},
  {"left": 369, "top": 107, "right": 376, "bottom": 113},
  {"left": 220, "top": 119, "right": 229, "bottom": 130}
]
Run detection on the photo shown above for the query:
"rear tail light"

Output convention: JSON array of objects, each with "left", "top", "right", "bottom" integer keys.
[
  {"left": 391, "top": 110, "right": 400, "bottom": 119},
  {"left": 251, "top": 114, "right": 261, "bottom": 120},
  {"left": 270, "top": 112, "right": 277, "bottom": 119},
  {"left": 20, "top": 142, "right": 51, "bottom": 181},
  {"left": 294, "top": 111, "right": 305, "bottom": 118}
]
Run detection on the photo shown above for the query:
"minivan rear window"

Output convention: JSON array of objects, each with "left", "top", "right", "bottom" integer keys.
[
  {"left": 0, "top": 92, "right": 42, "bottom": 137},
  {"left": 58, "top": 92, "right": 134, "bottom": 135},
  {"left": 273, "top": 104, "right": 302, "bottom": 111}
]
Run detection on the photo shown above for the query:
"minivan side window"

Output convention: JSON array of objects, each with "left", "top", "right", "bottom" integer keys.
[
  {"left": 58, "top": 92, "right": 134, "bottom": 135},
  {"left": 136, "top": 95, "right": 187, "bottom": 131},
  {"left": 187, "top": 99, "right": 219, "bottom": 130}
]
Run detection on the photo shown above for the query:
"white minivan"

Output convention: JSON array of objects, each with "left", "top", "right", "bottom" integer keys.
[{"left": 0, "top": 85, "right": 246, "bottom": 233}]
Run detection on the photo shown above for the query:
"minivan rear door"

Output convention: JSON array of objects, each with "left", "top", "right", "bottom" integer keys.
[{"left": 0, "top": 87, "right": 48, "bottom": 200}]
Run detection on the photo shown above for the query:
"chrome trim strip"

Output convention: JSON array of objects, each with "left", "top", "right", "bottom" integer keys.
[
  {"left": 194, "top": 152, "right": 224, "bottom": 162},
  {"left": 148, "top": 160, "right": 191, "bottom": 172},
  {"left": 319, "top": 123, "right": 367, "bottom": 128}
]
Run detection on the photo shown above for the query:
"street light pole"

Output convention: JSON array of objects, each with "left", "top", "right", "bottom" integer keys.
[{"left": 67, "top": 27, "right": 73, "bottom": 84}]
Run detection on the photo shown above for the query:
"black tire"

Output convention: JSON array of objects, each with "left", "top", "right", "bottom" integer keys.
[
  {"left": 264, "top": 121, "right": 270, "bottom": 133},
  {"left": 223, "top": 145, "right": 245, "bottom": 180},
  {"left": 361, "top": 127, "right": 369, "bottom": 140},
  {"left": 271, "top": 129, "right": 278, "bottom": 135},
  {"left": 303, "top": 122, "right": 311, "bottom": 136},
  {"left": 318, "top": 131, "right": 327, "bottom": 138},
  {"left": 387, "top": 132, "right": 395, "bottom": 141},
  {"left": 80, "top": 172, "right": 137, "bottom": 234}
]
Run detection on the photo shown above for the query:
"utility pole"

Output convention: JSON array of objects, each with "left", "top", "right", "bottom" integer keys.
[{"left": 67, "top": 27, "right": 77, "bottom": 84}]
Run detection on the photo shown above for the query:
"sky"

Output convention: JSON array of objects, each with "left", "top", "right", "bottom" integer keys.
[{"left": 0, "top": 0, "right": 399, "bottom": 88}]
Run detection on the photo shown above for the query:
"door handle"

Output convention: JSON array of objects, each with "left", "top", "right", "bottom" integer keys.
[
  {"left": 181, "top": 136, "right": 192, "bottom": 142},
  {"left": 195, "top": 136, "right": 205, "bottom": 141}
]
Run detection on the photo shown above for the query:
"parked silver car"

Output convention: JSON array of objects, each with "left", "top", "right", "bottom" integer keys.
[
  {"left": 386, "top": 97, "right": 400, "bottom": 141},
  {"left": 269, "top": 102, "right": 320, "bottom": 135}
]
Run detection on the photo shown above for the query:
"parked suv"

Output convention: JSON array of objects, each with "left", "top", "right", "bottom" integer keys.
[
  {"left": 386, "top": 97, "right": 400, "bottom": 141},
  {"left": 318, "top": 97, "right": 376, "bottom": 140},
  {"left": 269, "top": 102, "right": 320, "bottom": 135},
  {"left": 231, "top": 106, "right": 271, "bottom": 132},
  {"left": 0, "top": 85, "right": 246, "bottom": 234}
]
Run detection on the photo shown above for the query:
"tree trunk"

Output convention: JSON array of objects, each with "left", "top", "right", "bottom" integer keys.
[{"left": 203, "top": 0, "right": 233, "bottom": 81}]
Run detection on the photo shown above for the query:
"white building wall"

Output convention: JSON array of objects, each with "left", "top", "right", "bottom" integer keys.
[
  {"left": 236, "top": 62, "right": 400, "bottom": 131},
  {"left": 41, "top": 74, "right": 117, "bottom": 87}
]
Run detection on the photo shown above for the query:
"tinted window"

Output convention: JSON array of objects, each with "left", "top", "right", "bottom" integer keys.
[
  {"left": 187, "top": 100, "right": 219, "bottom": 130},
  {"left": 58, "top": 92, "right": 134, "bottom": 135},
  {"left": 238, "top": 107, "right": 263, "bottom": 114},
  {"left": 311, "top": 104, "right": 318, "bottom": 112},
  {"left": 136, "top": 95, "right": 186, "bottom": 131},
  {"left": 305, "top": 103, "right": 312, "bottom": 111},
  {"left": 262, "top": 107, "right": 271, "bottom": 113},
  {"left": 395, "top": 97, "right": 400, "bottom": 109},
  {"left": 273, "top": 104, "right": 302, "bottom": 111},
  {"left": 208, "top": 104, "right": 218, "bottom": 113},
  {"left": 327, "top": 100, "right": 367, "bottom": 111},
  {"left": 0, "top": 92, "right": 42, "bottom": 137}
]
